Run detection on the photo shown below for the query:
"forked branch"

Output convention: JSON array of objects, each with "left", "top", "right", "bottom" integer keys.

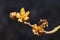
[{"left": 9, "top": 7, "right": 60, "bottom": 36}]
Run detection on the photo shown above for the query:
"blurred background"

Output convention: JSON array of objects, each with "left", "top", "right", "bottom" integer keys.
[{"left": 0, "top": 0, "right": 60, "bottom": 40}]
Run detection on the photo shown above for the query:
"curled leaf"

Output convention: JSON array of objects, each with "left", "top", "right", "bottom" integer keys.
[{"left": 9, "top": 12, "right": 16, "bottom": 19}]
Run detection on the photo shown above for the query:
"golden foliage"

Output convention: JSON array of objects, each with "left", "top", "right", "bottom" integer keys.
[
  {"left": 9, "top": 8, "right": 30, "bottom": 22},
  {"left": 9, "top": 7, "right": 60, "bottom": 36}
]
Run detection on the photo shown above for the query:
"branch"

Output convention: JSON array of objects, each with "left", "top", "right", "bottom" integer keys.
[
  {"left": 44, "top": 25, "right": 60, "bottom": 34},
  {"left": 24, "top": 21, "right": 33, "bottom": 27}
]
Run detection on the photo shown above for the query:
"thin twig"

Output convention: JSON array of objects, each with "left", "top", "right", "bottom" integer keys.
[{"left": 24, "top": 21, "right": 33, "bottom": 27}]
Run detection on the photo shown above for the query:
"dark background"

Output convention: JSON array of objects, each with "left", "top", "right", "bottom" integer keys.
[{"left": 0, "top": 0, "right": 60, "bottom": 40}]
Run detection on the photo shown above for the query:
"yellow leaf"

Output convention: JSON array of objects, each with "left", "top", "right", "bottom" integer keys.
[
  {"left": 16, "top": 12, "right": 21, "bottom": 18},
  {"left": 24, "top": 17, "right": 29, "bottom": 21},
  {"left": 9, "top": 12, "right": 16, "bottom": 19},
  {"left": 24, "top": 11, "right": 30, "bottom": 18},
  {"left": 20, "top": 8, "right": 25, "bottom": 16},
  {"left": 18, "top": 18, "right": 23, "bottom": 22},
  {"left": 33, "top": 24, "right": 38, "bottom": 30}
]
